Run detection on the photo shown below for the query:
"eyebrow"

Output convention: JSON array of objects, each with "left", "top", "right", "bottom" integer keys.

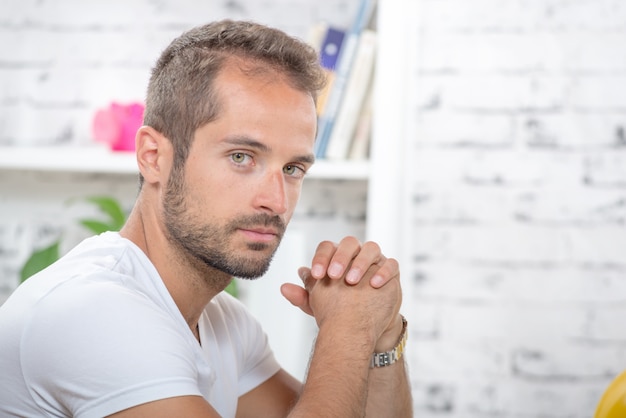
[{"left": 224, "top": 136, "right": 316, "bottom": 165}]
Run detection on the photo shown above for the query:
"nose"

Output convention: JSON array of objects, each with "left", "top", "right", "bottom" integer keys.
[{"left": 253, "top": 169, "right": 288, "bottom": 215}]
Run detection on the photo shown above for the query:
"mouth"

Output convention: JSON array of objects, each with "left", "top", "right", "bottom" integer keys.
[{"left": 238, "top": 227, "right": 280, "bottom": 243}]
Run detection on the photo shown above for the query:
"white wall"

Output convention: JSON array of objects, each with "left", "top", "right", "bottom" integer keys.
[{"left": 395, "top": 0, "right": 626, "bottom": 416}]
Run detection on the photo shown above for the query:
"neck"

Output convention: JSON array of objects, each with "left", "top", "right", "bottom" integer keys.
[{"left": 120, "top": 198, "right": 233, "bottom": 333}]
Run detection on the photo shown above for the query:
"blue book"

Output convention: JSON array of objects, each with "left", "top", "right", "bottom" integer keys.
[
  {"left": 320, "top": 27, "right": 345, "bottom": 70},
  {"left": 315, "top": 26, "right": 346, "bottom": 117}
]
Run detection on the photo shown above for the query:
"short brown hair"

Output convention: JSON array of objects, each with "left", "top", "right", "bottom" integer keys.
[{"left": 143, "top": 20, "right": 326, "bottom": 178}]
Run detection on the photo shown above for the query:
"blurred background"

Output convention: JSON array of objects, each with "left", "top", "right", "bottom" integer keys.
[{"left": 1, "top": 0, "right": 626, "bottom": 416}]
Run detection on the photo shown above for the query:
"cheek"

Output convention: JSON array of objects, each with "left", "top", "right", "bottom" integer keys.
[
  {"left": 180, "top": 166, "right": 231, "bottom": 211},
  {"left": 286, "top": 183, "right": 303, "bottom": 211}
]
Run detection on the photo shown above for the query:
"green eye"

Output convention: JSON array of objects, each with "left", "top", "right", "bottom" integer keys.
[
  {"left": 232, "top": 153, "right": 246, "bottom": 163},
  {"left": 283, "top": 164, "right": 305, "bottom": 179}
]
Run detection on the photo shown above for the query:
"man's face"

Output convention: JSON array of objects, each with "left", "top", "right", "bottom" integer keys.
[{"left": 163, "top": 64, "right": 317, "bottom": 279}]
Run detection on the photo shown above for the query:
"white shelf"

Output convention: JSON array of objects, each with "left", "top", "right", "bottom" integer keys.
[{"left": 0, "top": 145, "right": 369, "bottom": 180}]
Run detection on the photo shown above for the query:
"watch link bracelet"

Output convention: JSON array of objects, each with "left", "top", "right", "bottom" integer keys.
[{"left": 370, "top": 315, "right": 408, "bottom": 368}]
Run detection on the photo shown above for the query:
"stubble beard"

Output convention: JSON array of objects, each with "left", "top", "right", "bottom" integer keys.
[{"left": 163, "top": 166, "right": 286, "bottom": 279}]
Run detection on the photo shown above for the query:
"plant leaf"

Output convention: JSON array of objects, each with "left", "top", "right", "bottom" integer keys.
[
  {"left": 20, "top": 240, "right": 60, "bottom": 283},
  {"left": 78, "top": 196, "right": 127, "bottom": 234},
  {"left": 79, "top": 220, "right": 117, "bottom": 235},
  {"left": 224, "top": 280, "right": 238, "bottom": 298},
  {"left": 83, "top": 196, "right": 126, "bottom": 230}
]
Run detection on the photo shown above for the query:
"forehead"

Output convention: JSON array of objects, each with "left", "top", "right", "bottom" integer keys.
[{"left": 203, "top": 58, "right": 317, "bottom": 150}]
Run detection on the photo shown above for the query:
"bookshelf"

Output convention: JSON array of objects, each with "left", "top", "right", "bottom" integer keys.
[
  {"left": 313, "top": 0, "right": 376, "bottom": 160},
  {"left": 0, "top": 145, "right": 370, "bottom": 180}
]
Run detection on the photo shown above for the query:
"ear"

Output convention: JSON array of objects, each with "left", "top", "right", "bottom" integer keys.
[{"left": 135, "top": 125, "right": 172, "bottom": 185}]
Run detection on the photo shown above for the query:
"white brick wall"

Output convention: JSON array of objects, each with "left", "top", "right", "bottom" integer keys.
[{"left": 405, "top": 0, "right": 626, "bottom": 416}]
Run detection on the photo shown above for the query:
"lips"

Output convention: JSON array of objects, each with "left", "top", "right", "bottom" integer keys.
[
  {"left": 239, "top": 227, "right": 280, "bottom": 242},
  {"left": 246, "top": 227, "right": 278, "bottom": 235}
]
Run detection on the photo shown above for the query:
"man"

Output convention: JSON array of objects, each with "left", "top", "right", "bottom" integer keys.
[{"left": 0, "top": 20, "right": 411, "bottom": 417}]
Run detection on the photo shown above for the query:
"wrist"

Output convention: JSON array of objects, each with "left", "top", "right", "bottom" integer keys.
[
  {"left": 314, "top": 321, "right": 375, "bottom": 367},
  {"left": 374, "top": 314, "right": 404, "bottom": 352},
  {"left": 371, "top": 315, "right": 407, "bottom": 368}
]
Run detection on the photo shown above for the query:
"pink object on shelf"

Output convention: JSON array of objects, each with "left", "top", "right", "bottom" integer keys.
[{"left": 92, "top": 102, "right": 145, "bottom": 152}]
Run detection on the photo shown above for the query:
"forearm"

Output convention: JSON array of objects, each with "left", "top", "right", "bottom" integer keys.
[
  {"left": 365, "top": 358, "right": 412, "bottom": 417},
  {"left": 288, "top": 325, "right": 373, "bottom": 417}
]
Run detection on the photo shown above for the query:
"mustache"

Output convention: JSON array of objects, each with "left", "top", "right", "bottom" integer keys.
[{"left": 230, "top": 214, "right": 286, "bottom": 234}]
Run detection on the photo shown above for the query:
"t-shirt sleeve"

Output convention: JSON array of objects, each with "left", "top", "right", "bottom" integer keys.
[{"left": 21, "top": 278, "right": 204, "bottom": 418}]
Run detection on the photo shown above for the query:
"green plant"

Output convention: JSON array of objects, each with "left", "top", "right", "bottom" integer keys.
[
  {"left": 20, "top": 196, "right": 126, "bottom": 283},
  {"left": 19, "top": 195, "right": 238, "bottom": 298}
]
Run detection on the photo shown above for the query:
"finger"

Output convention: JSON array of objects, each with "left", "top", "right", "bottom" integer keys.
[
  {"left": 298, "top": 266, "right": 315, "bottom": 291},
  {"left": 309, "top": 240, "right": 338, "bottom": 279},
  {"left": 343, "top": 241, "right": 384, "bottom": 285},
  {"left": 280, "top": 283, "right": 314, "bottom": 316},
  {"left": 368, "top": 257, "right": 400, "bottom": 289},
  {"left": 311, "top": 236, "right": 361, "bottom": 280}
]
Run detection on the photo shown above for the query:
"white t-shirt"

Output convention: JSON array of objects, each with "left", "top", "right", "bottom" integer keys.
[{"left": 0, "top": 232, "right": 281, "bottom": 418}]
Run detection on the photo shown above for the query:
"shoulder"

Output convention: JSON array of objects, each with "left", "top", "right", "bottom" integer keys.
[
  {"left": 23, "top": 272, "right": 192, "bottom": 367},
  {"left": 19, "top": 269, "right": 203, "bottom": 417},
  {"left": 20, "top": 237, "right": 198, "bottom": 384}
]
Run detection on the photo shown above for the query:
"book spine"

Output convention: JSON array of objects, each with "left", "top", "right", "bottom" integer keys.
[
  {"left": 347, "top": 80, "right": 374, "bottom": 160},
  {"left": 314, "top": 0, "right": 375, "bottom": 158},
  {"left": 316, "top": 26, "right": 346, "bottom": 116},
  {"left": 325, "top": 30, "right": 376, "bottom": 160}
]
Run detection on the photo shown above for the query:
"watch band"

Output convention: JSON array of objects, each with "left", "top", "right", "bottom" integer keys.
[{"left": 371, "top": 315, "right": 408, "bottom": 368}]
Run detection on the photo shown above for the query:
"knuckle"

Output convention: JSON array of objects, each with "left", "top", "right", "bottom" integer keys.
[
  {"left": 340, "top": 236, "right": 361, "bottom": 247},
  {"left": 318, "top": 240, "right": 337, "bottom": 251},
  {"left": 363, "top": 240, "right": 381, "bottom": 253}
]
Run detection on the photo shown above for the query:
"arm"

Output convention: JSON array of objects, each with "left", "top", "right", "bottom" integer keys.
[
  {"left": 239, "top": 239, "right": 411, "bottom": 417},
  {"left": 107, "top": 370, "right": 301, "bottom": 418},
  {"left": 282, "top": 261, "right": 412, "bottom": 417},
  {"left": 237, "top": 315, "right": 413, "bottom": 418}
]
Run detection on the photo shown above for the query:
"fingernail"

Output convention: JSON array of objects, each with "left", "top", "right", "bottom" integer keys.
[
  {"left": 346, "top": 269, "right": 360, "bottom": 284},
  {"left": 311, "top": 264, "right": 324, "bottom": 278},
  {"left": 328, "top": 263, "right": 342, "bottom": 278},
  {"left": 370, "top": 275, "right": 384, "bottom": 288}
]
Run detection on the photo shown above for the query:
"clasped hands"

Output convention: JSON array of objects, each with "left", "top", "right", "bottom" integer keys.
[{"left": 280, "top": 236, "right": 403, "bottom": 352}]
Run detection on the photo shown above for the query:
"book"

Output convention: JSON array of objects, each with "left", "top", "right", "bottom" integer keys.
[
  {"left": 324, "top": 29, "right": 376, "bottom": 160},
  {"left": 319, "top": 26, "right": 345, "bottom": 70},
  {"left": 348, "top": 77, "right": 374, "bottom": 160},
  {"left": 314, "top": 0, "right": 377, "bottom": 158},
  {"left": 315, "top": 25, "right": 346, "bottom": 116}
]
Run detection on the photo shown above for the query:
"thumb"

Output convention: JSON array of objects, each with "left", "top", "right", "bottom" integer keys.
[{"left": 280, "top": 283, "right": 313, "bottom": 317}]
